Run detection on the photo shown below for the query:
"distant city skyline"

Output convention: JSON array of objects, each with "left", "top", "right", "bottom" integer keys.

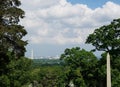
[
  {"left": 20, "top": 0, "right": 120, "bottom": 58},
  {"left": 29, "top": 49, "right": 60, "bottom": 59}
]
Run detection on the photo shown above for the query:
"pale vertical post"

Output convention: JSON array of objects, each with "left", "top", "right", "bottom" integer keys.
[{"left": 107, "top": 53, "right": 111, "bottom": 87}]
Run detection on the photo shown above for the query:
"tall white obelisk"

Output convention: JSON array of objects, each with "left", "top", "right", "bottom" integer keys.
[
  {"left": 31, "top": 49, "right": 34, "bottom": 59},
  {"left": 107, "top": 53, "right": 111, "bottom": 87}
]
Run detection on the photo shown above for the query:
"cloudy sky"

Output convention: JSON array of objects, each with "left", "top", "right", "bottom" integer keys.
[{"left": 20, "top": 0, "right": 120, "bottom": 58}]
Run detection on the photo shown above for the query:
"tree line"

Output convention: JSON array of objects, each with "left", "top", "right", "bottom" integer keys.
[{"left": 0, "top": 0, "right": 120, "bottom": 87}]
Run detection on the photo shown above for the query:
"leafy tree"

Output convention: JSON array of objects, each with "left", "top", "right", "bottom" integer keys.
[
  {"left": 0, "top": 0, "right": 31, "bottom": 86},
  {"left": 0, "top": 57, "right": 33, "bottom": 87},
  {"left": 60, "top": 47, "right": 98, "bottom": 87},
  {"left": 86, "top": 18, "right": 120, "bottom": 56},
  {"left": 97, "top": 53, "right": 120, "bottom": 87},
  {"left": 0, "top": 0, "right": 27, "bottom": 75},
  {"left": 96, "top": 53, "right": 107, "bottom": 87},
  {"left": 8, "top": 57, "right": 32, "bottom": 86},
  {"left": 36, "top": 66, "right": 65, "bottom": 87},
  {"left": 86, "top": 18, "right": 120, "bottom": 86},
  {"left": 0, "top": 75, "right": 10, "bottom": 87}
]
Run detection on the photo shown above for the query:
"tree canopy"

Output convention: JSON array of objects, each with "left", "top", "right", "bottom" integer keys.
[
  {"left": 0, "top": 0, "right": 31, "bottom": 86},
  {"left": 0, "top": 0, "right": 27, "bottom": 59},
  {"left": 0, "top": 0, "right": 27, "bottom": 75},
  {"left": 86, "top": 18, "right": 120, "bottom": 56},
  {"left": 60, "top": 47, "right": 98, "bottom": 87}
]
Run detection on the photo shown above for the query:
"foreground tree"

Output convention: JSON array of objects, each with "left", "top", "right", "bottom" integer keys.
[
  {"left": 86, "top": 18, "right": 120, "bottom": 56},
  {"left": 0, "top": 0, "right": 27, "bottom": 74},
  {"left": 0, "top": 0, "right": 31, "bottom": 86},
  {"left": 86, "top": 18, "right": 120, "bottom": 87},
  {"left": 0, "top": 57, "right": 32, "bottom": 87},
  {"left": 97, "top": 53, "right": 120, "bottom": 87},
  {"left": 60, "top": 47, "right": 98, "bottom": 87},
  {"left": 29, "top": 66, "right": 66, "bottom": 87}
]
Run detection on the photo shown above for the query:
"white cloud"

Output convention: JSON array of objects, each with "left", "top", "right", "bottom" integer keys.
[
  {"left": 21, "top": 0, "right": 60, "bottom": 9},
  {"left": 59, "top": 0, "right": 67, "bottom": 6},
  {"left": 92, "top": 1, "right": 120, "bottom": 24},
  {"left": 20, "top": 0, "right": 120, "bottom": 45}
]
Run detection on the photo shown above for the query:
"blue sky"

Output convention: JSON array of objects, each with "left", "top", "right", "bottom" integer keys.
[
  {"left": 68, "top": 0, "right": 120, "bottom": 8},
  {"left": 20, "top": 0, "right": 120, "bottom": 58}
]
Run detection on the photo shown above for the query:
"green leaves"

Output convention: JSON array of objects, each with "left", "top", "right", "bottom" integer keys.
[
  {"left": 0, "top": 0, "right": 29, "bottom": 86},
  {"left": 0, "top": 75, "right": 10, "bottom": 87},
  {"left": 60, "top": 47, "right": 98, "bottom": 87},
  {"left": 86, "top": 18, "right": 120, "bottom": 56},
  {"left": 0, "top": 57, "right": 32, "bottom": 87},
  {"left": 85, "top": 18, "right": 120, "bottom": 86},
  {"left": 0, "top": 0, "right": 27, "bottom": 60}
]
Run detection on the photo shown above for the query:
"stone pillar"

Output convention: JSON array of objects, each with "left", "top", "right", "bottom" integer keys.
[
  {"left": 69, "top": 80, "right": 74, "bottom": 87},
  {"left": 107, "top": 53, "right": 111, "bottom": 87}
]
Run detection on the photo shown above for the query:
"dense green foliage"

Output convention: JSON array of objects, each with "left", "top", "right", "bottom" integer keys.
[
  {"left": 0, "top": 0, "right": 27, "bottom": 58},
  {"left": 32, "top": 59, "right": 64, "bottom": 67},
  {"left": 97, "top": 53, "right": 120, "bottom": 87},
  {"left": 0, "top": 0, "right": 29, "bottom": 87},
  {"left": 85, "top": 18, "right": 120, "bottom": 87},
  {"left": 30, "top": 47, "right": 120, "bottom": 87},
  {"left": 0, "top": 57, "right": 32, "bottom": 87},
  {"left": 86, "top": 18, "right": 120, "bottom": 57},
  {"left": 33, "top": 66, "right": 65, "bottom": 87},
  {"left": 0, "top": 0, "right": 27, "bottom": 75},
  {"left": 60, "top": 47, "right": 98, "bottom": 87}
]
